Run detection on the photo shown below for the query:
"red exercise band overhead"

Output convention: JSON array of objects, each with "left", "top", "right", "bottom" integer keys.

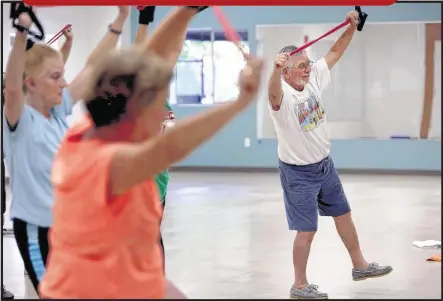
[
  {"left": 284, "top": 6, "right": 367, "bottom": 57},
  {"left": 47, "top": 24, "right": 71, "bottom": 45},
  {"left": 212, "top": 6, "right": 368, "bottom": 61},
  {"left": 289, "top": 20, "right": 351, "bottom": 56},
  {"left": 212, "top": 6, "right": 247, "bottom": 59}
]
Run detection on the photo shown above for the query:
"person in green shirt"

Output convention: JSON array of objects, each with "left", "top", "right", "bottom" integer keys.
[
  {"left": 156, "top": 100, "right": 174, "bottom": 206},
  {"left": 157, "top": 100, "right": 175, "bottom": 269},
  {"left": 135, "top": 6, "right": 175, "bottom": 273}
]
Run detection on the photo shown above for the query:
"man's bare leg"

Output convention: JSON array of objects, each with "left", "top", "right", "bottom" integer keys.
[
  {"left": 289, "top": 231, "right": 328, "bottom": 299},
  {"left": 333, "top": 212, "right": 393, "bottom": 281},
  {"left": 293, "top": 231, "right": 315, "bottom": 288},
  {"left": 333, "top": 212, "right": 368, "bottom": 269}
]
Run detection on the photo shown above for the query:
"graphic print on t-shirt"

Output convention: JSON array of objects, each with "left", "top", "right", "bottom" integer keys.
[{"left": 294, "top": 90, "right": 325, "bottom": 131}]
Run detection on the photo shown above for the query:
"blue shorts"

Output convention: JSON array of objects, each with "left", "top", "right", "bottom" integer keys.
[{"left": 279, "top": 156, "right": 351, "bottom": 232}]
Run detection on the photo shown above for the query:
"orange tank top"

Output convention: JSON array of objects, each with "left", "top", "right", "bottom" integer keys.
[{"left": 40, "top": 116, "right": 164, "bottom": 299}]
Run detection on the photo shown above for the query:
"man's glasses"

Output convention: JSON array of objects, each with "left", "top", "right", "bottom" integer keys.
[{"left": 295, "top": 60, "right": 314, "bottom": 71}]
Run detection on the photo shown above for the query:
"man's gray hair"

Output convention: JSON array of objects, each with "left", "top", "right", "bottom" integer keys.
[
  {"left": 279, "top": 45, "right": 298, "bottom": 54},
  {"left": 278, "top": 45, "right": 306, "bottom": 57}
]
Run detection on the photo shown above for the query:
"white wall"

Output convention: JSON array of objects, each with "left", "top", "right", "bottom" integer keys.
[
  {"left": 361, "top": 23, "right": 426, "bottom": 138},
  {"left": 3, "top": 5, "right": 132, "bottom": 78},
  {"left": 256, "top": 22, "right": 428, "bottom": 139}
]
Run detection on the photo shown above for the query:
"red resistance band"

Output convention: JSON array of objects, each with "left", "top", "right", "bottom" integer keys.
[
  {"left": 212, "top": 6, "right": 352, "bottom": 60},
  {"left": 289, "top": 20, "right": 351, "bottom": 56},
  {"left": 47, "top": 24, "right": 71, "bottom": 45},
  {"left": 212, "top": 6, "right": 247, "bottom": 59}
]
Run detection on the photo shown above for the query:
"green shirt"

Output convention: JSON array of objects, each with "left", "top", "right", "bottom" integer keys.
[
  {"left": 164, "top": 100, "right": 172, "bottom": 112},
  {"left": 155, "top": 100, "right": 173, "bottom": 202},
  {"left": 155, "top": 171, "right": 169, "bottom": 202}
]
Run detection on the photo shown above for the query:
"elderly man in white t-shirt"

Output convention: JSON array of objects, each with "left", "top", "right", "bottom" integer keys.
[{"left": 267, "top": 10, "right": 393, "bottom": 299}]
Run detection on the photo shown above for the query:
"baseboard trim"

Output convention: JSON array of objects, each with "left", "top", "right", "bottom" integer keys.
[
  {"left": 169, "top": 166, "right": 441, "bottom": 176},
  {"left": 3, "top": 168, "right": 440, "bottom": 184}
]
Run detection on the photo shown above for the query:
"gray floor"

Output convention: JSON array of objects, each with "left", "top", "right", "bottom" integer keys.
[{"left": 1, "top": 172, "right": 441, "bottom": 299}]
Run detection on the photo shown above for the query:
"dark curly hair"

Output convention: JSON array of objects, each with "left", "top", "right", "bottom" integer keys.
[{"left": 84, "top": 49, "right": 173, "bottom": 128}]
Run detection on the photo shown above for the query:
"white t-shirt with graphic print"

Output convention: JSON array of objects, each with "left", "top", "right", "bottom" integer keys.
[{"left": 269, "top": 57, "right": 331, "bottom": 166}]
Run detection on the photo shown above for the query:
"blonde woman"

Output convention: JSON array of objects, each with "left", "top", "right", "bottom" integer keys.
[{"left": 2, "top": 5, "right": 129, "bottom": 294}]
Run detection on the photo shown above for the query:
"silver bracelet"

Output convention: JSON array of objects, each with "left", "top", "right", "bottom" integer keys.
[{"left": 108, "top": 24, "right": 122, "bottom": 35}]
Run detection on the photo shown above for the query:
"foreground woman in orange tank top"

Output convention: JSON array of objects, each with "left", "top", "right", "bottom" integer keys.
[{"left": 40, "top": 6, "right": 264, "bottom": 299}]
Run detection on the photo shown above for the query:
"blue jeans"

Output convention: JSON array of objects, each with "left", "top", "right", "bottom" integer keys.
[{"left": 279, "top": 156, "right": 351, "bottom": 232}]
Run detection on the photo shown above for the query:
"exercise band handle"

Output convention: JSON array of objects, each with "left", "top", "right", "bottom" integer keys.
[
  {"left": 355, "top": 6, "right": 368, "bottom": 32},
  {"left": 47, "top": 24, "right": 72, "bottom": 45},
  {"left": 10, "top": 3, "right": 45, "bottom": 41}
]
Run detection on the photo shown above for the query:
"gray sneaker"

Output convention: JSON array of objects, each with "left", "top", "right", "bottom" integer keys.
[
  {"left": 290, "top": 284, "right": 328, "bottom": 299},
  {"left": 352, "top": 262, "right": 393, "bottom": 281}
]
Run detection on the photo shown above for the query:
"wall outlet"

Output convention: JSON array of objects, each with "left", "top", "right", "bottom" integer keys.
[{"left": 244, "top": 137, "right": 251, "bottom": 148}]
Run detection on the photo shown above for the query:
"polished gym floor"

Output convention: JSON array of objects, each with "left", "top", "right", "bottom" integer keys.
[{"left": 1, "top": 171, "right": 441, "bottom": 299}]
